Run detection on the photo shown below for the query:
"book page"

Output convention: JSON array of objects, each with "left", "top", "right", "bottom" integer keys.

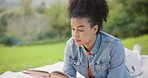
[{"left": 23, "top": 70, "right": 50, "bottom": 78}]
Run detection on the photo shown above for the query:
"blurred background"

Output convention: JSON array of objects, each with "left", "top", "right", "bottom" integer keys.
[{"left": 0, "top": 0, "right": 147, "bottom": 74}]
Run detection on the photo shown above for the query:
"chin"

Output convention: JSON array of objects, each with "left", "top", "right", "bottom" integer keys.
[{"left": 75, "top": 42, "right": 83, "bottom": 46}]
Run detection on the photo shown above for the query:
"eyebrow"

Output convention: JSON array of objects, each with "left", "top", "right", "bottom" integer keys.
[
  {"left": 78, "top": 25, "right": 85, "bottom": 27},
  {"left": 71, "top": 25, "right": 85, "bottom": 28}
]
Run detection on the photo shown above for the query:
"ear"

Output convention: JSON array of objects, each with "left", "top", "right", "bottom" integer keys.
[{"left": 93, "top": 25, "right": 99, "bottom": 34}]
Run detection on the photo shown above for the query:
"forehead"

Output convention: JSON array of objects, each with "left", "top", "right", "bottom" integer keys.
[{"left": 71, "top": 17, "right": 91, "bottom": 28}]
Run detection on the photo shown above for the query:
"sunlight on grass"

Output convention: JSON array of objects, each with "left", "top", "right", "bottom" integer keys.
[
  {"left": 122, "top": 35, "right": 148, "bottom": 55},
  {"left": 0, "top": 42, "right": 65, "bottom": 74}
]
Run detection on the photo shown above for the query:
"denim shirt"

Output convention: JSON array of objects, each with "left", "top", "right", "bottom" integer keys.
[{"left": 62, "top": 31, "right": 131, "bottom": 78}]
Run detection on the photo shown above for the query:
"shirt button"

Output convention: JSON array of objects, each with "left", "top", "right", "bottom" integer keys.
[
  {"left": 74, "top": 62, "right": 76, "bottom": 64},
  {"left": 91, "top": 56, "right": 94, "bottom": 58},
  {"left": 101, "top": 66, "right": 104, "bottom": 69}
]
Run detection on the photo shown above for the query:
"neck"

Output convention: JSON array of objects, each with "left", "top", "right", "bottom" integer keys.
[{"left": 84, "top": 35, "right": 97, "bottom": 52}]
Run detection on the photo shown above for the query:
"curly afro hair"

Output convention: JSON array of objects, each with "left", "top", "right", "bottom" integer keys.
[{"left": 68, "top": 0, "right": 109, "bottom": 31}]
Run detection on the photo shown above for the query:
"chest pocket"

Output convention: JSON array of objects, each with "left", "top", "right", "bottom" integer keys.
[
  {"left": 68, "top": 57, "right": 84, "bottom": 73},
  {"left": 94, "top": 58, "right": 110, "bottom": 77},
  {"left": 69, "top": 57, "right": 81, "bottom": 65},
  {"left": 69, "top": 58, "right": 87, "bottom": 75}
]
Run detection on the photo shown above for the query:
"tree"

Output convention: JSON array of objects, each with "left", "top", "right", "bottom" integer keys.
[
  {"left": 46, "top": 1, "right": 70, "bottom": 38},
  {"left": 103, "top": 0, "right": 148, "bottom": 38},
  {"left": 21, "top": 0, "right": 32, "bottom": 16}
]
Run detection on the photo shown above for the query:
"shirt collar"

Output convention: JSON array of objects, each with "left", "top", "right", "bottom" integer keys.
[{"left": 80, "top": 32, "right": 101, "bottom": 54}]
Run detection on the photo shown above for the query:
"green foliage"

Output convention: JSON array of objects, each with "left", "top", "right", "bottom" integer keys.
[
  {"left": 0, "top": 8, "right": 5, "bottom": 13},
  {"left": 0, "top": 34, "right": 22, "bottom": 46},
  {"left": 0, "top": 3, "right": 49, "bottom": 45},
  {"left": 37, "top": 31, "right": 56, "bottom": 40},
  {"left": 35, "top": 7, "right": 46, "bottom": 14},
  {"left": 46, "top": 1, "right": 70, "bottom": 38},
  {"left": 103, "top": 0, "right": 148, "bottom": 38},
  {"left": 21, "top": 37, "right": 69, "bottom": 46},
  {"left": 0, "top": 10, "right": 22, "bottom": 46},
  {"left": 35, "top": 2, "right": 46, "bottom": 14},
  {"left": 21, "top": 0, "right": 33, "bottom": 16},
  {"left": 0, "top": 9, "right": 23, "bottom": 46},
  {"left": 0, "top": 10, "right": 19, "bottom": 32}
]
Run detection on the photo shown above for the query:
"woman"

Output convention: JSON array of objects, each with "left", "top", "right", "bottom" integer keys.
[{"left": 62, "top": 0, "right": 131, "bottom": 78}]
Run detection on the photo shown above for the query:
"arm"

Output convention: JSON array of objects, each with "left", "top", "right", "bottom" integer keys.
[
  {"left": 107, "top": 40, "right": 131, "bottom": 78},
  {"left": 62, "top": 44, "right": 76, "bottom": 77}
]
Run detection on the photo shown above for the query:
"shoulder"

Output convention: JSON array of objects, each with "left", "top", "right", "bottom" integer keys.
[
  {"left": 99, "top": 31, "right": 120, "bottom": 43},
  {"left": 99, "top": 31, "right": 124, "bottom": 57},
  {"left": 100, "top": 31, "right": 124, "bottom": 48},
  {"left": 66, "top": 37, "right": 75, "bottom": 46},
  {"left": 64, "top": 37, "right": 78, "bottom": 55},
  {"left": 66, "top": 37, "right": 78, "bottom": 49}
]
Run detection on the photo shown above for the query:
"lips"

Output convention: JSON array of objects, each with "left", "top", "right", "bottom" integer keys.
[{"left": 75, "top": 39, "right": 81, "bottom": 42}]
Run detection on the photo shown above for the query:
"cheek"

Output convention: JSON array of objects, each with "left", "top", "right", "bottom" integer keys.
[
  {"left": 83, "top": 35, "right": 91, "bottom": 41},
  {"left": 81, "top": 32, "right": 94, "bottom": 41},
  {"left": 80, "top": 33, "right": 91, "bottom": 40}
]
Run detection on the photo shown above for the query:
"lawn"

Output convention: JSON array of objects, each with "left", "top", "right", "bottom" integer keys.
[
  {"left": 0, "top": 42, "right": 65, "bottom": 74},
  {"left": 0, "top": 35, "right": 147, "bottom": 74},
  {"left": 122, "top": 34, "right": 148, "bottom": 55}
]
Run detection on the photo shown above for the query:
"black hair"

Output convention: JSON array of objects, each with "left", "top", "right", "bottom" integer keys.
[{"left": 68, "top": 0, "right": 109, "bottom": 32}]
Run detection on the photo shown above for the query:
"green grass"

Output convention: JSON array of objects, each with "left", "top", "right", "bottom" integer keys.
[
  {"left": 0, "top": 43, "right": 65, "bottom": 74},
  {"left": 0, "top": 35, "right": 147, "bottom": 74},
  {"left": 121, "top": 34, "right": 148, "bottom": 55}
]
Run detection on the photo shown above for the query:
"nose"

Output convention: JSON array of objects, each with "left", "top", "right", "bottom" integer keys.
[{"left": 73, "top": 31, "right": 79, "bottom": 37}]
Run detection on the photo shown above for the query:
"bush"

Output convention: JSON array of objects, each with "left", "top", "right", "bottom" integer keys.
[
  {"left": 0, "top": 10, "right": 19, "bottom": 27},
  {"left": 103, "top": 0, "right": 148, "bottom": 38},
  {"left": 37, "top": 31, "right": 57, "bottom": 40},
  {"left": 0, "top": 34, "right": 22, "bottom": 46},
  {"left": 45, "top": 1, "right": 70, "bottom": 38},
  {"left": 20, "top": 37, "right": 69, "bottom": 46},
  {"left": 0, "top": 10, "right": 21, "bottom": 45}
]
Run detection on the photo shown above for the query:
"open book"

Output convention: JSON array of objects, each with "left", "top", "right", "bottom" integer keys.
[{"left": 23, "top": 70, "right": 72, "bottom": 78}]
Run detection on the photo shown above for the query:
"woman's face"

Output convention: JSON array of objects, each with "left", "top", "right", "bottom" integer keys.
[{"left": 71, "top": 17, "right": 98, "bottom": 46}]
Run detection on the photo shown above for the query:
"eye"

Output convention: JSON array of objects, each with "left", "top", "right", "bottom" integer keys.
[{"left": 78, "top": 30, "right": 84, "bottom": 32}]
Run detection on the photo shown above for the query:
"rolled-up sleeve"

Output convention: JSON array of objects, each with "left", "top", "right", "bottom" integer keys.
[
  {"left": 62, "top": 43, "right": 76, "bottom": 77},
  {"left": 107, "top": 40, "right": 131, "bottom": 78}
]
